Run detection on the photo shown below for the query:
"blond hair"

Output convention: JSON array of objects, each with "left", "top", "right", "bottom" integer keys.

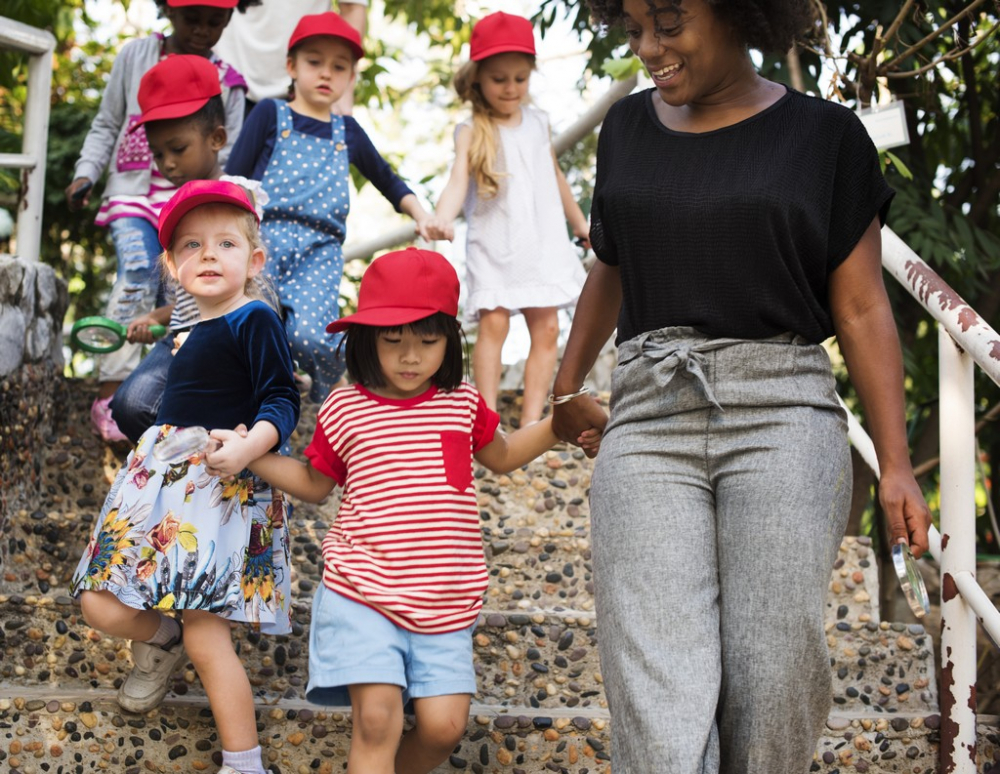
[
  {"left": 160, "top": 203, "right": 280, "bottom": 312},
  {"left": 453, "top": 55, "right": 536, "bottom": 200}
]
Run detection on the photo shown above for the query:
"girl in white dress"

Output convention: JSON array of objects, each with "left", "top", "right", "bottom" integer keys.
[{"left": 426, "top": 11, "right": 589, "bottom": 426}]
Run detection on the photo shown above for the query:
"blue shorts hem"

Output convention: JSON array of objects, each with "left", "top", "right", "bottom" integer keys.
[{"left": 407, "top": 678, "right": 477, "bottom": 699}]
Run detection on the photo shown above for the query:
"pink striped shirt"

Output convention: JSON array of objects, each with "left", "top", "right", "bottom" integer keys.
[
  {"left": 95, "top": 166, "right": 176, "bottom": 228},
  {"left": 305, "top": 383, "right": 500, "bottom": 634}
]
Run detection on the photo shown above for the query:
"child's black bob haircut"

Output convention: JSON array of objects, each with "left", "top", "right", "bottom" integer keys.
[
  {"left": 147, "top": 94, "right": 226, "bottom": 136},
  {"left": 343, "top": 312, "right": 465, "bottom": 392}
]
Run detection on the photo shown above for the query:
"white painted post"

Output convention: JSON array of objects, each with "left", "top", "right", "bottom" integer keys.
[
  {"left": 0, "top": 17, "right": 56, "bottom": 263},
  {"left": 938, "top": 324, "right": 978, "bottom": 772}
]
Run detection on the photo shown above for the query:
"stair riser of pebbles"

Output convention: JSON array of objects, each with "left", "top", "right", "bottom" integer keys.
[
  {"left": 0, "top": 698, "right": 611, "bottom": 774},
  {"left": 4, "top": 697, "right": 1000, "bottom": 774}
]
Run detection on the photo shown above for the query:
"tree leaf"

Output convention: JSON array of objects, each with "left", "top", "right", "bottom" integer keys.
[
  {"left": 884, "top": 151, "right": 913, "bottom": 181},
  {"left": 601, "top": 56, "right": 642, "bottom": 81}
]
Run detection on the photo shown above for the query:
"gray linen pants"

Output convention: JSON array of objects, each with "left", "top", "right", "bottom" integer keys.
[{"left": 591, "top": 327, "right": 851, "bottom": 774}]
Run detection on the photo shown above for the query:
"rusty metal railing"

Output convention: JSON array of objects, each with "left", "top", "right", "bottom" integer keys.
[
  {"left": 0, "top": 17, "right": 56, "bottom": 263},
  {"left": 843, "top": 225, "right": 1000, "bottom": 773}
]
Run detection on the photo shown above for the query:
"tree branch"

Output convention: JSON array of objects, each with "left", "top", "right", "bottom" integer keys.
[
  {"left": 884, "top": 26, "right": 1000, "bottom": 79},
  {"left": 888, "top": 0, "right": 990, "bottom": 67}
]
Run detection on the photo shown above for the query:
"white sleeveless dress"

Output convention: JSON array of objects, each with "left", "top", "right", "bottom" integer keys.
[{"left": 461, "top": 105, "right": 587, "bottom": 323}]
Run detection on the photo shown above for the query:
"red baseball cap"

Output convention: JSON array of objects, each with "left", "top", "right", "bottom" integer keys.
[
  {"left": 288, "top": 12, "right": 365, "bottom": 59},
  {"left": 470, "top": 12, "right": 536, "bottom": 61},
  {"left": 158, "top": 179, "right": 259, "bottom": 249},
  {"left": 326, "top": 247, "right": 459, "bottom": 333},
  {"left": 166, "top": 0, "right": 238, "bottom": 7},
  {"left": 130, "top": 55, "right": 221, "bottom": 132}
]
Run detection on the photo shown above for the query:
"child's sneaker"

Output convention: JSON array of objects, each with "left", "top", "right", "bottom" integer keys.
[
  {"left": 90, "top": 395, "right": 128, "bottom": 442},
  {"left": 117, "top": 638, "right": 186, "bottom": 713}
]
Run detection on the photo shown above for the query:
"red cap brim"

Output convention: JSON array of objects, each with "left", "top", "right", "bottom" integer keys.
[
  {"left": 129, "top": 96, "right": 212, "bottom": 133},
  {"left": 471, "top": 42, "right": 536, "bottom": 61},
  {"left": 159, "top": 189, "right": 257, "bottom": 249},
  {"left": 326, "top": 306, "right": 442, "bottom": 334}
]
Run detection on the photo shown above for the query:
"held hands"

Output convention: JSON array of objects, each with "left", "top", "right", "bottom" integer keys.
[
  {"left": 412, "top": 211, "right": 435, "bottom": 242},
  {"left": 571, "top": 221, "right": 591, "bottom": 251},
  {"left": 423, "top": 216, "right": 455, "bottom": 242},
  {"left": 879, "top": 467, "right": 932, "bottom": 558},
  {"left": 552, "top": 396, "right": 608, "bottom": 460},
  {"left": 204, "top": 425, "right": 253, "bottom": 478}
]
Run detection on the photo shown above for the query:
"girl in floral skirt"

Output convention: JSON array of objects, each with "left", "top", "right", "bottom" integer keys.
[{"left": 70, "top": 179, "right": 299, "bottom": 774}]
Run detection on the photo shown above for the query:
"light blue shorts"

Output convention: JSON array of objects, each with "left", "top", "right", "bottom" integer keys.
[{"left": 306, "top": 585, "right": 478, "bottom": 707}]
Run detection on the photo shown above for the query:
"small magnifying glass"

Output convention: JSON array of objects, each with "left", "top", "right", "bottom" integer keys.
[
  {"left": 891, "top": 542, "right": 930, "bottom": 618},
  {"left": 153, "top": 426, "right": 217, "bottom": 465},
  {"left": 70, "top": 316, "right": 167, "bottom": 354}
]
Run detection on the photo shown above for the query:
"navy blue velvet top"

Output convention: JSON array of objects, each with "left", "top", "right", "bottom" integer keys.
[
  {"left": 156, "top": 300, "right": 300, "bottom": 445},
  {"left": 225, "top": 99, "right": 413, "bottom": 210}
]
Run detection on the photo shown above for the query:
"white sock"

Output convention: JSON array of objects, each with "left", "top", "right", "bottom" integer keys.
[
  {"left": 145, "top": 614, "right": 181, "bottom": 649},
  {"left": 222, "top": 746, "right": 266, "bottom": 774}
]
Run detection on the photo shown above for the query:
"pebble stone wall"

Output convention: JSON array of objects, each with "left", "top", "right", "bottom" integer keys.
[{"left": 0, "top": 253, "right": 69, "bottom": 580}]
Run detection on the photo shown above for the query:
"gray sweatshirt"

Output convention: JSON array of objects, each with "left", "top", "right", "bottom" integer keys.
[{"left": 73, "top": 34, "right": 246, "bottom": 198}]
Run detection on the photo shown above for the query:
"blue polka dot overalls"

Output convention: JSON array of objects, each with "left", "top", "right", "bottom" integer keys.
[{"left": 261, "top": 101, "right": 349, "bottom": 402}]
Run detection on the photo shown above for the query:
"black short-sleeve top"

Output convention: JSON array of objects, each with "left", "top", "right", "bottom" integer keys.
[{"left": 590, "top": 87, "right": 894, "bottom": 344}]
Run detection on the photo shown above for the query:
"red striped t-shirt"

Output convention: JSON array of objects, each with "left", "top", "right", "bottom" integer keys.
[{"left": 305, "top": 383, "right": 500, "bottom": 634}]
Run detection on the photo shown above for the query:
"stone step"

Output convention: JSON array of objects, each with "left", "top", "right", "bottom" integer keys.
[
  {"left": 827, "top": 620, "right": 936, "bottom": 714},
  {"left": 1, "top": 591, "right": 929, "bottom": 714},
  {"left": 814, "top": 714, "right": 1000, "bottom": 773},
  {"left": 0, "top": 692, "right": 611, "bottom": 774},
  {"left": 3, "top": 688, "right": 999, "bottom": 774},
  {"left": 0, "top": 595, "right": 604, "bottom": 710}
]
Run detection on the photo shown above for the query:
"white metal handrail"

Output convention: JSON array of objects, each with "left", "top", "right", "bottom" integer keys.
[
  {"left": 0, "top": 17, "right": 56, "bottom": 263},
  {"left": 842, "top": 225, "right": 1000, "bottom": 773}
]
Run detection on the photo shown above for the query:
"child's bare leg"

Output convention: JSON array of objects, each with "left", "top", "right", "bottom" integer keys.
[
  {"left": 79, "top": 589, "right": 162, "bottom": 640},
  {"left": 183, "top": 611, "right": 260, "bottom": 754},
  {"left": 347, "top": 684, "right": 404, "bottom": 774},
  {"left": 395, "top": 694, "right": 470, "bottom": 774},
  {"left": 473, "top": 308, "right": 510, "bottom": 411},
  {"left": 520, "top": 307, "right": 560, "bottom": 425}
]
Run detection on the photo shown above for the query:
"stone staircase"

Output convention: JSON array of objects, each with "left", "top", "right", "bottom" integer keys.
[{"left": 2, "top": 381, "right": 999, "bottom": 773}]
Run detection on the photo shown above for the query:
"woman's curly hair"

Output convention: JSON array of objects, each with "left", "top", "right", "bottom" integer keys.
[
  {"left": 587, "top": 0, "right": 813, "bottom": 54},
  {"left": 154, "top": 0, "right": 262, "bottom": 13}
]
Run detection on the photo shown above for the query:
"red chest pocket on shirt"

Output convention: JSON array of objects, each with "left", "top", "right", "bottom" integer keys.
[
  {"left": 116, "top": 117, "right": 152, "bottom": 172},
  {"left": 440, "top": 431, "right": 473, "bottom": 491}
]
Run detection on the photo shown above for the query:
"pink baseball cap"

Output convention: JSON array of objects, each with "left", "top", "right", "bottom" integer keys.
[
  {"left": 158, "top": 179, "right": 259, "bottom": 249},
  {"left": 288, "top": 12, "right": 365, "bottom": 59},
  {"left": 130, "top": 55, "right": 221, "bottom": 132},
  {"left": 326, "top": 247, "right": 459, "bottom": 333},
  {"left": 470, "top": 12, "right": 536, "bottom": 61}
]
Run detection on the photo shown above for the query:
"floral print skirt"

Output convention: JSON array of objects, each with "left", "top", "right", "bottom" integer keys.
[{"left": 71, "top": 424, "right": 292, "bottom": 634}]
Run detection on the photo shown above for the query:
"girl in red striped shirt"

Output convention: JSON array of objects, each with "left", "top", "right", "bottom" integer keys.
[{"left": 223, "top": 247, "right": 599, "bottom": 774}]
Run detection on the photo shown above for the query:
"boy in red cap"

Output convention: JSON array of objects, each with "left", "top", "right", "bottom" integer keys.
[
  {"left": 110, "top": 53, "right": 272, "bottom": 445},
  {"left": 226, "top": 12, "right": 432, "bottom": 405},
  {"left": 426, "top": 12, "right": 590, "bottom": 429},
  {"left": 66, "top": 0, "right": 254, "bottom": 442}
]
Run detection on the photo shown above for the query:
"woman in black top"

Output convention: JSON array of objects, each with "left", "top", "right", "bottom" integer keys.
[{"left": 552, "top": 1, "right": 932, "bottom": 772}]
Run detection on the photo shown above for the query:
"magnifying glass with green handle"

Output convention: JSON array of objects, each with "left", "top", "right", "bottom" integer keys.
[{"left": 70, "top": 316, "right": 167, "bottom": 354}]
